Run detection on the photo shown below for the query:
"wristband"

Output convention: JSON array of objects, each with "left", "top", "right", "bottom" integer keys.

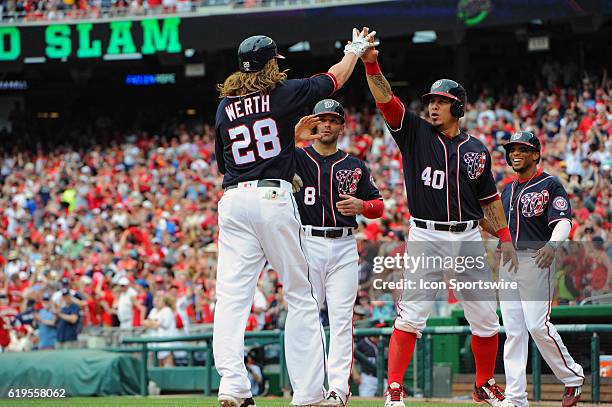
[
  {"left": 496, "top": 227, "right": 512, "bottom": 243},
  {"left": 362, "top": 199, "right": 384, "bottom": 219},
  {"left": 365, "top": 60, "right": 381, "bottom": 75}
]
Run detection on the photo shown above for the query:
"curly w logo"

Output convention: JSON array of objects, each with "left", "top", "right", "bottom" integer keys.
[
  {"left": 336, "top": 168, "right": 362, "bottom": 195},
  {"left": 463, "top": 152, "right": 486, "bottom": 180},
  {"left": 520, "top": 190, "right": 549, "bottom": 217}
]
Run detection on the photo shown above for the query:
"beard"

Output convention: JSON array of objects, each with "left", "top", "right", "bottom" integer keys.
[{"left": 319, "top": 134, "right": 339, "bottom": 145}]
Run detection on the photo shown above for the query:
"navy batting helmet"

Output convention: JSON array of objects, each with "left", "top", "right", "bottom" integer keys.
[
  {"left": 422, "top": 79, "right": 466, "bottom": 118},
  {"left": 237, "top": 35, "right": 285, "bottom": 73},
  {"left": 313, "top": 99, "right": 345, "bottom": 123},
  {"left": 503, "top": 131, "right": 541, "bottom": 165}
]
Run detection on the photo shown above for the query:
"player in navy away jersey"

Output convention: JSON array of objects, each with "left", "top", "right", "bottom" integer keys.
[
  {"left": 293, "top": 99, "right": 383, "bottom": 406},
  {"left": 499, "top": 131, "right": 584, "bottom": 407},
  {"left": 213, "top": 31, "right": 377, "bottom": 407},
  {"left": 359, "top": 30, "right": 517, "bottom": 407},
  {"left": 500, "top": 132, "right": 573, "bottom": 251}
]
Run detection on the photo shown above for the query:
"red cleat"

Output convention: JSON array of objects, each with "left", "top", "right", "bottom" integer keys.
[{"left": 562, "top": 386, "right": 582, "bottom": 407}]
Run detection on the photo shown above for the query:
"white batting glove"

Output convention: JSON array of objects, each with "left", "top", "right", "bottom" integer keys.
[
  {"left": 291, "top": 173, "right": 303, "bottom": 193},
  {"left": 344, "top": 28, "right": 378, "bottom": 57}
]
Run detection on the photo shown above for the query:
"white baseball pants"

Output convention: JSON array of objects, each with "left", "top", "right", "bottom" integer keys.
[
  {"left": 303, "top": 228, "right": 359, "bottom": 404},
  {"left": 395, "top": 224, "right": 500, "bottom": 338},
  {"left": 213, "top": 180, "right": 327, "bottom": 405},
  {"left": 500, "top": 251, "right": 584, "bottom": 407}
]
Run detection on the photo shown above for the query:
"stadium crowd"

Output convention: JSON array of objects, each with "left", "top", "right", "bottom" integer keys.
[
  {"left": 0, "top": 0, "right": 323, "bottom": 22},
  {"left": 0, "top": 68, "right": 611, "bottom": 353}
]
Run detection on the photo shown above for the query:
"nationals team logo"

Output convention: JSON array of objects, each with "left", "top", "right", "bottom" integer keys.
[
  {"left": 552, "top": 197, "right": 568, "bottom": 211},
  {"left": 336, "top": 168, "right": 362, "bottom": 194},
  {"left": 520, "top": 190, "right": 550, "bottom": 217},
  {"left": 463, "top": 152, "right": 487, "bottom": 179}
]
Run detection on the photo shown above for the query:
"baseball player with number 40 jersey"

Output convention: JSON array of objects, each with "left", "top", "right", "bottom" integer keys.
[
  {"left": 499, "top": 131, "right": 584, "bottom": 407},
  {"left": 293, "top": 99, "right": 384, "bottom": 406},
  {"left": 359, "top": 29, "right": 518, "bottom": 407}
]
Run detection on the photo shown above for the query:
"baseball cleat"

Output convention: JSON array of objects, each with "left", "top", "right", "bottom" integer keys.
[
  {"left": 562, "top": 386, "right": 582, "bottom": 407},
  {"left": 218, "top": 394, "right": 256, "bottom": 407},
  {"left": 384, "top": 382, "right": 405, "bottom": 407},
  {"left": 295, "top": 397, "right": 343, "bottom": 407},
  {"left": 473, "top": 379, "right": 514, "bottom": 407},
  {"left": 322, "top": 391, "right": 345, "bottom": 406}
]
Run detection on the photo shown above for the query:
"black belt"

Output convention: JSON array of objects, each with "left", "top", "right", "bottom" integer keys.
[
  {"left": 305, "top": 227, "right": 353, "bottom": 239},
  {"left": 413, "top": 219, "right": 477, "bottom": 233},
  {"left": 224, "top": 179, "right": 281, "bottom": 191}
]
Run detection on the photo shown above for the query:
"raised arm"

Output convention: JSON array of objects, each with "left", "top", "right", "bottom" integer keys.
[
  {"left": 328, "top": 28, "right": 377, "bottom": 89},
  {"left": 360, "top": 29, "right": 392, "bottom": 104},
  {"left": 359, "top": 32, "right": 406, "bottom": 130},
  {"left": 366, "top": 69, "right": 393, "bottom": 104}
]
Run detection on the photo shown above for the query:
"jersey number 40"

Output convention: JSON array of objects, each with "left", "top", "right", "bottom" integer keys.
[
  {"left": 229, "top": 118, "right": 281, "bottom": 165},
  {"left": 421, "top": 166, "right": 445, "bottom": 190}
]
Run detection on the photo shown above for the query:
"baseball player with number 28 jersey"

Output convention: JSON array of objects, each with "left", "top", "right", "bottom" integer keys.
[
  {"left": 213, "top": 30, "right": 376, "bottom": 407},
  {"left": 294, "top": 99, "right": 383, "bottom": 406},
  {"left": 499, "top": 132, "right": 584, "bottom": 407}
]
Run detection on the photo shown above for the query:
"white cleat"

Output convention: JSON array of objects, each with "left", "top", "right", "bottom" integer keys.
[
  {"left": 293, "top": 393, "right": 345, "bottom": 407},
  {"left": 218, "top": 394, "right": 257, "bottom": 407},
  {"left": 472, "top": 379, "right": 515, "bottom": 407},
  {"left": 321, "top": 391, "right": 345, "bottom": 406},
  {"left": 384, "top": 382, "right": 405, "bottom": 407}
]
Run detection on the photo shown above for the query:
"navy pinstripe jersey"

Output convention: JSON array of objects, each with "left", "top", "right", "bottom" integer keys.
[
  {"left": 501, "top": 170, "right": 572, "bottom": 249},
  {"left": 215, "top": 74, "right": 336, "bottom": 188},
  {"left": 294, "top": 146, "right": 382, "bottom": 228},
  {"left": 385, "top": 107, "right": 499, "bottom": 222}
]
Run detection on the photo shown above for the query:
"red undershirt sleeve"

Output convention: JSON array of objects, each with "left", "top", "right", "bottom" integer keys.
[
  {"left": 376, "top": 96, "right": 404, "bottom": 130},
  {"left": 362, "top": 199, "right": 384, "bottom": 219}
]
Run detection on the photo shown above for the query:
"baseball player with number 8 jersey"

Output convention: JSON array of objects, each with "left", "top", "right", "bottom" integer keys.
[
  {"left": 499, "top": 132, "right": 584, "bottom": 407},
  {"left": 213, "top": 31, "right": 377, "bottom": 407},
  {"left": 293, "top": 99, "right": 384, "bottom": 406}
]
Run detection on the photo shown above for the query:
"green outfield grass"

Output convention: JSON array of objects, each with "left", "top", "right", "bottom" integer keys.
[{"left": 0, "top": 397, "right": 559, "bottom": 407}]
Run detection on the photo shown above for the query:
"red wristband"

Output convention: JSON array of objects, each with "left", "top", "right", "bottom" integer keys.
[
  {"left": 496, "top": 227, "right": 512, "bottom": 243},
  {"left": 365, "top": 60, "right": 381, "bottom": 75},
  {"left": 362, "top": 199, "right": 384, "bottom": 219}
]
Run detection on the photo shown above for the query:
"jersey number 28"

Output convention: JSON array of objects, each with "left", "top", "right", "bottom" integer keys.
[
  {"left": 421, "top": 167, "right": 445, "bottom": 190},
  {"left": 229, "top": 118, "right": 281, "bottom": 165}
]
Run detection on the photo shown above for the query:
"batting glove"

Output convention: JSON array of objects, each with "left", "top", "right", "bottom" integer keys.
[
  {"left": 291, "top": 173, "right": 303, "bottom": 193},
  {"left": 344, "top": 28, "right": 378, "bottom": 57}
]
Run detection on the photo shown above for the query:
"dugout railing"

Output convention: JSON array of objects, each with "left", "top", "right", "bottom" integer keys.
[{"left": 121, "top": 324, "right": 612, "bottom": 403}]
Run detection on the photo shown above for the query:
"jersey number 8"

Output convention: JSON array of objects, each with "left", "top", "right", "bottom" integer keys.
[
  {"left": 229, "top": 118, "right": 281, "bottom": 165},
  {"left": 421, "top": 166, "right": 445, "bottom": 190},
  {"left": 304, "top": 187, "right": 316, "bottom": 205}
]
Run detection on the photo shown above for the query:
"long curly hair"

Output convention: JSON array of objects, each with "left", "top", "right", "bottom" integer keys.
[{"left": 217, "top": 59, "right": 288, "bottom": 97}]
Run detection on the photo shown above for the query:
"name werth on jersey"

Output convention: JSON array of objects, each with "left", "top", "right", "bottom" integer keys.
[{"left": 224, "top": 94, "right": 271, "bottom": 122}]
